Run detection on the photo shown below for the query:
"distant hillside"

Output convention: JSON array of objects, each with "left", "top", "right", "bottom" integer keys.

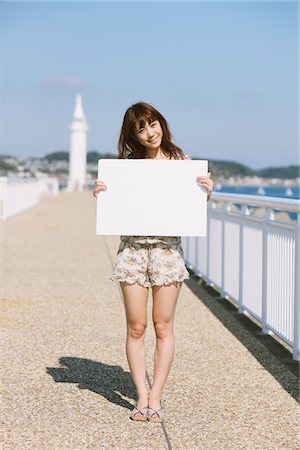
[
  {"left": 256, "top": 165, "right": 299, "bottom": 179},
  {"left": 44, "top": 151, "right": 69, "bottom": 161},
  {"left": 192, "top": 157, "right": 255, "bottom": 178},
  {"left": 0, "top": 160, "right": 17, "bottom": 172},
  {"left": 193, "top": 157, "right": 299, "bottom": 179},
  {"left": 43, "top": 151, "right": 117, "bottom": 163},
  {"left": 0, "top": 154, "right": 16, "bottom": 160},
  {"left": 87, "top": 151, "right": 117, "bottom": 163}
]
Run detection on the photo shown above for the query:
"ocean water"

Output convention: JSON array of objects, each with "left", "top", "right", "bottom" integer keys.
[
  {"left": 215, "top": 185, "right": 299, "bottom": 221},
  {"left": 216, "top": 185, "right": 300, "bottom": 199}
]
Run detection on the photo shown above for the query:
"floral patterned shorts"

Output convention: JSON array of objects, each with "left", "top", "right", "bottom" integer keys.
[{"left": 110, "top": 236, "right": 190, "bottom": 288}]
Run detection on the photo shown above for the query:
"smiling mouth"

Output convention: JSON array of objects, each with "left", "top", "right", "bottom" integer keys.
[{"left": 148, "top": 137, "right": 158, "bottom": 144}]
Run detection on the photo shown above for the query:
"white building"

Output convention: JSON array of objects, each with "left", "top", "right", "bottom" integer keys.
[{"left": 67, "top": 94, "right": 89, "bottom": 192}]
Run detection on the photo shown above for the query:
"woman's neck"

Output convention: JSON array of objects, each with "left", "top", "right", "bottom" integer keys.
[{"left": 145, "top": 148, "right": 168, "bottom": 159}]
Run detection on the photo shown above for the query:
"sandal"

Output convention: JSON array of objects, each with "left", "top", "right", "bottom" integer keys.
[
  {"left": 147, "top": 401, "right": 164, "bottom": 423},
  {"left": 130, "top": 405, "right": 148, "bottom": 422}
]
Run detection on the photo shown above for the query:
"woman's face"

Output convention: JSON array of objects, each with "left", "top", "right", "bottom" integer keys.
[{"left": 134, "top": 119, "right": 163, "bottom": 151}]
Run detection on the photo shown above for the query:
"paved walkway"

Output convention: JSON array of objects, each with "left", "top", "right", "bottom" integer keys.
[{"left": 1, "top": 191, "right": 299, "bottom": 449}]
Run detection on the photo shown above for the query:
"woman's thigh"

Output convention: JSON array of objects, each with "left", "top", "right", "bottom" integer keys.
[
  {"left": 152, "top": 282, "right": 182, "bottom": 325},
  {"left": 120, "top": 282, "right": 149, "bottom": 327}
]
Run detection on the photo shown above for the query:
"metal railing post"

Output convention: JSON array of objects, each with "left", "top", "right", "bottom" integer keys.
[
  {"left": 0, "top": 177, "right": 8, "bottom": 220},
  {"left": 262, "top": 208, "right": 273, "bottom": 334},
  {"left": 293, "top": 211, "right": 300, "bottom": 360},
  {"left": 220, "top": 200, "right": 226, "bottom": 298},
  {"left": 238, "top": 204, "right": 249, "bottom": 313},
  {"left": 220, "top": 200, "right": 231, "bottom": 297},
  {"left": 206, "top": 200, "right": 212, "bottom": 284}
]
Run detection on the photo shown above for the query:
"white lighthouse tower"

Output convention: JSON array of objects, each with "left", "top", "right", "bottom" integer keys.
[{"left": 67, "top": 94, "right": 89, "bottom": 192}]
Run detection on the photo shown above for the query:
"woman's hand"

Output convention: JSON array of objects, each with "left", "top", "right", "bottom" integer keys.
[
  {"left": 196, "top": 172, "right": 214, "bottom": 200},
  {"left": 93, "top": 179, "right": 107, "bottom": 198}
]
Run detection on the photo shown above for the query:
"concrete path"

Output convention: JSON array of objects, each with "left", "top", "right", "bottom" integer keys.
[{"left": 1, "top": 191, "right": 299, "bottom": 449}]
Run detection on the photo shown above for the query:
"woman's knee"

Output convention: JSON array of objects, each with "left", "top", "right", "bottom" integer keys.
[
  {"left": 153, "top": 320, "right": 173, "bottom": 340},
  {"left": 127, "top": 322, "right": 147, "bottom": 339}
]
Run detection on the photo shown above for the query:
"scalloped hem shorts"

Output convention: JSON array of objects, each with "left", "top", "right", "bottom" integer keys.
[{"left": 110, "top": 236, "right": 190, "bottom": 288}]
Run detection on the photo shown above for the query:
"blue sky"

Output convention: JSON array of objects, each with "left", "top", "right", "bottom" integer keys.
[{"left": 0, "top": 1, "right": 298, "bottom": 170}]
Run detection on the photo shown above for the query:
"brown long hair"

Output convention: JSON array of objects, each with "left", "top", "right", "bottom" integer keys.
[{"left": 118, "top": 102, "right": 186, "bottom": 160}]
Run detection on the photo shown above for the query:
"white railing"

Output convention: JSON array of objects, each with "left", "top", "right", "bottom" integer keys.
[
  {"left": 181, "top": 192, "right": 300, "bottom": 361},
  {"left": 0, "top": 176, "right": 59, "bottom": 220},
  {"left": 38, "top": 177, "right": 59, "bottom": 196}
]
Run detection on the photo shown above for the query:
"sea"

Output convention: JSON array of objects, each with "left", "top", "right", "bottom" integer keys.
[
  {"left": 216, "top": 185, "right": 299, "bottom": 221},
  {"left": 216, "top": 185, "right": 299, "bottom": 199}
]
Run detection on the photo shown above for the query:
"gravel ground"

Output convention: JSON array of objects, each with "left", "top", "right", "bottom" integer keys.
[{"left": 0, "top": 191, "right": 299, "bottom": 450}]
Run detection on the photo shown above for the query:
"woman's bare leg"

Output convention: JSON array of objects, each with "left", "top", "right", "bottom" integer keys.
[
  {"left": 149, "top": 282, "right": 182, "bottom": 418},
  {"left": 120, "top": 281, "right": 149, "bottom": 418}
]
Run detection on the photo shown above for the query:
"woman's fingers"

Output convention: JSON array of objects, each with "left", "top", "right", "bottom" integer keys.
[
  {"left": 93, "top": 186, "right": 106, "bottom": 198},
  {"left": 94, "top": 179, "right": 106, "bottom": 186},
  {"left": 197, "top": 172, "right": 211, "bottom": 180},
  {"left": 93, "top": 180, "right": 107, "bottom": 198},
  {"left": 196, "top": 172, "right": 213, "bottom": 193}
]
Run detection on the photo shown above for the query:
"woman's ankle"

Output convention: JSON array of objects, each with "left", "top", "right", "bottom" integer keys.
[
  {"left": 148, "top": 391, "right": 162, "bottom": 404},
  {"left": 136, "top": 391, "right": 149, "bottom": 406}
]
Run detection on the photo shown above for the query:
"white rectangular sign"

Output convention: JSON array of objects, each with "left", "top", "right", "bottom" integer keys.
[{"left": 96, "top": 159, "right": 208, "bottom": 237}]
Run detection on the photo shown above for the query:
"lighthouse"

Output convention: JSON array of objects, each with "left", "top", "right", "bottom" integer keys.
[{"left": 67, "top": 94, "right": 89, "bottom": 192}]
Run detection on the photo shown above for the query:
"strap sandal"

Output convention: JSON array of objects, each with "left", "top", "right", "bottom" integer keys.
[
  {"left": 130, "top": 405, "right": 148, "bottom": 422},
  {"left": 147, "top": 401, "right": 164, "bottom": 423}
]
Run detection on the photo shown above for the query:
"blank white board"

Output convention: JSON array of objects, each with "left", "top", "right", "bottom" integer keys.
[{"left": 96, "top": 159, "right": 208, "bottom": 236}]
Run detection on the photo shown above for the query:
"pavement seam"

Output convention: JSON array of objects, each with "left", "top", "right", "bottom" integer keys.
[
  {"left": 103, "top": 235, "right": 173, "bottom": 450},
  {"left": 146, "top": 371, "right": 173, "bottom": 450}
]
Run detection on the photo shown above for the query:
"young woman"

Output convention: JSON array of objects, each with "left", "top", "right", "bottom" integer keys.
[{"left": 93, "top": 102, "right": 213, "bottom": 422}]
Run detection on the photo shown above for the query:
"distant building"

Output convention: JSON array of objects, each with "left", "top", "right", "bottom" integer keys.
[{"left": 67, "top": 94, "right": 89, "bottom": 192}]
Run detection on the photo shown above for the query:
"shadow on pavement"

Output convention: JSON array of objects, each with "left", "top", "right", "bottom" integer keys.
[
  {"left": 184, "top": 273, "right": 299, "bottom": 403},
  {"left": 47, "top": 357, "right": 136, "bottom": 410}
]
